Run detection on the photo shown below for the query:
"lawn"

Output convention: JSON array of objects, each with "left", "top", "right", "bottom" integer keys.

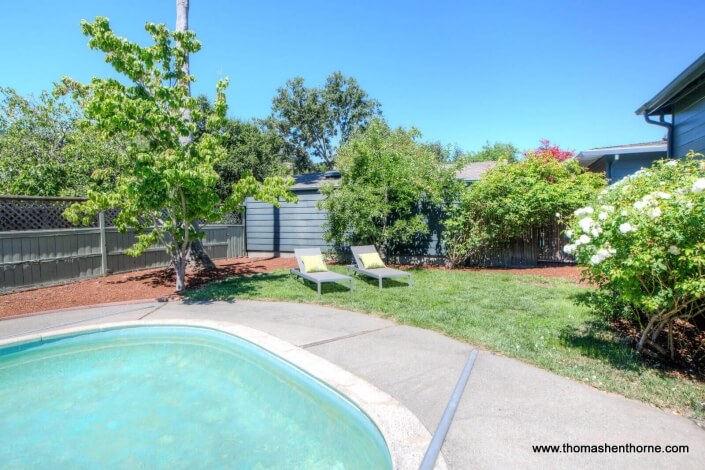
[{"left": 186, "top": 266, "right": 705, "bottom": 423}]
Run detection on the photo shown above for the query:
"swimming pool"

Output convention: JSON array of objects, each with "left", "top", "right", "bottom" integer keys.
[{"left": 0, "top": 326, "right": 392, "bottom": 469}]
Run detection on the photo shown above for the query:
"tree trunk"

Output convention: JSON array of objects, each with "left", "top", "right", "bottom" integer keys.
[
  {"left": 174, "top": 252, "right": 188, "bottom": 292},
  {"left": 189, "top": 220, "right": 216, "bottom": 269}
]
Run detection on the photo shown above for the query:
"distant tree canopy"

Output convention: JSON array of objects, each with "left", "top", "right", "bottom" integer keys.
[
  {"left": 264, "top": 72, "right": 381, "bottom": 172},
  {"left": 462, "top": 141, "right": 519, "bottom": 163},
  {"left": 193, "top": 96, "right": 290, "bottom": 199},
  {"left": 214, "top": 119, "right": 290, "bottom": 199},
  {"left": 0, "top": 87, "right": 126, "bottom": 196}
]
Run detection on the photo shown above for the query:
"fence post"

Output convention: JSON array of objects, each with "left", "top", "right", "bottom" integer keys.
[{"left": 99, "top": 212, "right": 108, "bottom": 276}]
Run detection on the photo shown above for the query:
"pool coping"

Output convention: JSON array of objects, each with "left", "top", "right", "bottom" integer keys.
[{"left": 0, "top": 318, "right": 446, "bottom": 470}]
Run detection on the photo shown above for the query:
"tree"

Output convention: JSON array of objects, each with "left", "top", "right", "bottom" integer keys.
[
  {"left": 61, "top": 17, "right": 294, "bottom": 292},
  {"left": 319, "top": 119, "right": 461, "bottom": 256},
  {"left": 524, "top": 139, "right": 573, "bottom": 162},
  {"left": 443, "top": 155, "right": 606, "bottom": 267},
  {"left": 214, "top": 119, "right": 289, "bottom": 199},
  {"left": 265, "top": 72, "right": 381, "bottom": 172},
  {"left": 0, "top": 87, "right": 126, "bottom": 196},
  {"left": 463, "top": 141, "right": 519, "bottom": 163}
]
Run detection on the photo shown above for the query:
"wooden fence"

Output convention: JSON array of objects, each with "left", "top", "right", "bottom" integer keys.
[{"left": 0, "top": 224, "right": 244, "bottom": 293}]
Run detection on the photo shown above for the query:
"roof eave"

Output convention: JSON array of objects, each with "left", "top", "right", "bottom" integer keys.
[{"left": 636, "top": 52, "right": 705, "bottom": 116}]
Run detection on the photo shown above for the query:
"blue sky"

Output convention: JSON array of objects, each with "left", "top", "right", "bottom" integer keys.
[{"left": 2, "top": 0, "right": 704, "bottom": 154}]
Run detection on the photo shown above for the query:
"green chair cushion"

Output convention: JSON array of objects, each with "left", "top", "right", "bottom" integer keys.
[
  {"left": 359, "top": 252, "right": 385, "bottom": 269},
  {"left": 301, "top": 254, "right": 328, "bottom": 273}
]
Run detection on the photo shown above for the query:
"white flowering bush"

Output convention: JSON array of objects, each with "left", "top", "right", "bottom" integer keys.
[{"left": 565, "top": 152, "right": 705, "bottom": 358}]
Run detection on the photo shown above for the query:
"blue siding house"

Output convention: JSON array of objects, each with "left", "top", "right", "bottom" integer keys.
[
  {"left": 575, "top": 141, "right": 667, "bottom": 183},
  {"left": 636, "top": 52, "right": 705, "bottom": 157}
]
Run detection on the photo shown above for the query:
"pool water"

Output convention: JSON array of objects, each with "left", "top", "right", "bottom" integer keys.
[{"left": 0, "top": 326, "right": 392, "bottom": 469}]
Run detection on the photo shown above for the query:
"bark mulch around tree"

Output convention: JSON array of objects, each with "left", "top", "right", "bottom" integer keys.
[
  {"left": 0, "top": 257, "right": 297, "bottom": 319},
  {"left": 0, "top": 259, "right": 584, "bottom": 319}
]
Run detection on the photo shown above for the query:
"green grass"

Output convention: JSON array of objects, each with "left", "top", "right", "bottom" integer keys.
[{"left": 186, "top": 267, "right": 705, "bottom": 422}]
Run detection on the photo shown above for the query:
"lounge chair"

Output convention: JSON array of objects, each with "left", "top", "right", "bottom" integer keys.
[
  {"left": 290, "top": 248, "right": 353, "bottom": 296},
  {"left": 348, "top": 245, "right": 413, "bottom": 289}
]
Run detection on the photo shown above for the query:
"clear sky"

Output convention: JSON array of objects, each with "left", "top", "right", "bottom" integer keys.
[{"left": 2, "top": 0, "right": 704, "bottom": 154}]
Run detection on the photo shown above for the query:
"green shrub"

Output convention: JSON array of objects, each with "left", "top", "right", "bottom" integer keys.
[
  {"left": 444, "top": 156, "right": 606, "bottom": 267},
  {"left": 319, "top": 119, "right": 461, "bottom": 255},
  {"left": 565, "top": 153, "right": 705, "bottom": 358}
]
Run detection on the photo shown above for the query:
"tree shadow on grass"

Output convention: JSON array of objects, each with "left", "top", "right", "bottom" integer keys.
[
  {"left": 183, "top": 272, "right": 290, "bottom": 303},
  {"left": 559, "top": 316, "right": 645, "bottom": 374}
]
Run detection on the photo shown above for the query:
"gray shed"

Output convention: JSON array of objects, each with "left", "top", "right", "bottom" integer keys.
[
  {"left": 244, "top": 171, "right": 340, "bottom": 256},
  {"left": 244, "top": 162, "right": 495, "bottom": 256}
]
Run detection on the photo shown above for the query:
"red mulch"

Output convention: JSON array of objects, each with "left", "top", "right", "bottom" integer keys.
[
  {"left": 612, "top": 317, "right": 705, "bottom": 381},
  {"left": 0, "top": 258, "right": 584, "bottom": 319},
  {"left": 417, "top": 264, "right": 587, "bottom": 284},
  {"left": 0, "top": 257, "right": 296, "bottom": 319}
]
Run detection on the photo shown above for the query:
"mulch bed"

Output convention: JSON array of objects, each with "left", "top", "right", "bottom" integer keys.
[
  {"left": 0, "top": 257, "right": 296, "bottom": 319},
  {"left": 612, "top": 317, "right": 705, "bottom": 382},
  {"left": 0, "top": 258, "right": 585, "bottom": 319}
]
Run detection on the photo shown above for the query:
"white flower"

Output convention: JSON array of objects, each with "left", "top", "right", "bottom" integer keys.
[
  {"left": 591, "top": 227, "right": 602, "bottom": 238},
  {"left": 621, "top": 210, "right": 628, "bottom": 216},
  {"left": 619, "top": 223, "right": 635, "bottom": 234},
  {"left": 565, "top": 229, "right": 573, "bottom": 239},
  {"left": 574, "top": 207, "right": 594, "bottom": 216},
  {"left": 622, "top": 185, "right": 631, "bottom": 191},
  {"left": 686, "top": 201, "right": 695, "bottom": 209},
  {"left": 668, "top": 245, "right": 681, "bottom": 255},
  {"left": 577, "top": 234, "right": 591, "bottom": 245},
  {"left": 692, "top": 178, "right": 705, "bottom": 193},
  {"left": 600, "top": 189, "right": 609, "bottom": 195},
  {"left": 655, "top": 191, "right": 671, "bottom": 199},
  {"left": 598, "top": 212, "right": 608, "bottom": 221},
  {"left": 649, "top": 207, "right": 662, "bottom": 218},
  {"left": 563, "top": 244, "right": 576, "bottom": 254},
  {"left": 665, "top": 160, "right": 678, "bottom": 167},
  {"left": 590, "top": 254, "right": 603, "bottom": 265},
  {"left": 555, "top": 212, "right": 561, "bottom": 218},
  {"left": 601, "top": 205, "right": 615, "bottom": 212},
  {"left": 578, "top": 217, "right": 593, "bottom": 233},
  {"left": 633, "top": 200, "right": 647, "bottom": 210}
]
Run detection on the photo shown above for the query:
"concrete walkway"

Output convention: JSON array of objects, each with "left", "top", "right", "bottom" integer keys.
[{"left": 1, "top": 300, "right": 703, "bottom": 469}]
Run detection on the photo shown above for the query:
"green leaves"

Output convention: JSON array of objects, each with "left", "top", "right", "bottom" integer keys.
[
  {"left": 320, "top": 119, "right": 460, "bottom": 253},
  {"left": 566, "top": 154, "right": 705, "bottom": 357},
  {"left": 444, "top": 155, "right": 607, "bottom": 266},
  {"left": 61, "top": 17, "right": 295, "bottom": 291},
  {"left": 0, "top": 87, "right": 126, "bottom": 196},
  {"left": 264, "top": 72, "right": 381, "bottom": 171}
]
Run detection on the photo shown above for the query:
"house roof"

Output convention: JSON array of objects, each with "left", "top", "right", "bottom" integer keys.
[
  {"left": 290, "top": 161, "right": 498, "bottom": 190},
  {"left": 575, "top": 141, "right": 667, "bottom": 166},
  {"left": 455, "top": 161, "right": 497, "bottom": 181},
  {"left": 636, "top": 52, "right": 705, "bottom": 116},
  {"left": 291, "top": 170, "right": 341, "bottom": 190}
]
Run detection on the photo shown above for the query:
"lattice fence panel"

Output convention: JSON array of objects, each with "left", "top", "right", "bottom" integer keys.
[{"left": 0, "top": 197, "right": 93, "bottom": 231}]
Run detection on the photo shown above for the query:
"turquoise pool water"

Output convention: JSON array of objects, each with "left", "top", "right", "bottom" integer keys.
[{"left": 0, "top": 326, "right": 392, "bottom": 469}]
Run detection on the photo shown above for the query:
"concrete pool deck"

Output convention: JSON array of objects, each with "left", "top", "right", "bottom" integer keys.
[{"left": 1, "top": 300, "right": 703, "bottom": 469}]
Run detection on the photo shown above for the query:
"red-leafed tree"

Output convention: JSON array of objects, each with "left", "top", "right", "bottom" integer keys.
[{"left": 524, "top": 139, "right": 574, "bottom": 162}]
